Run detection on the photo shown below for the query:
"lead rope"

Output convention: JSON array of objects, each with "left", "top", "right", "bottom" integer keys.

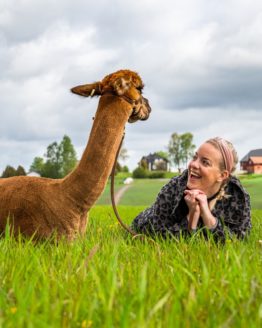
[{"left": 110, "top": 132, "right": 138, "bottom": 236}]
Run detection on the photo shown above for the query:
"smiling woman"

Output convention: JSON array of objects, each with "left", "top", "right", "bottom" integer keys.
[{"left": 131, "top": 137, "right": 251, "bottom": 243}]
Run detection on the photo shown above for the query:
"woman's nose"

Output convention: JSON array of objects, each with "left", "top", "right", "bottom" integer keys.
[{"left": 190, "top": 159, "right": 199, "bottom": 169}]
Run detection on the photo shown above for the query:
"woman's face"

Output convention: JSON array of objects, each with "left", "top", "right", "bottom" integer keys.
[{"left": 187, "top": 142, "right": 228, "bottom": 196}]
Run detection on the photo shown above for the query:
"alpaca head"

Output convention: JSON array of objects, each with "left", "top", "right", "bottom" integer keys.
[{"left": 71, "top": 69, "right": 151, "bottom": 123}]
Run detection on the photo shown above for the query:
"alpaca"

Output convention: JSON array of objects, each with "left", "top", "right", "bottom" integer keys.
[{"left": 0, "top": 69, "right": 151, "bottom": 240}]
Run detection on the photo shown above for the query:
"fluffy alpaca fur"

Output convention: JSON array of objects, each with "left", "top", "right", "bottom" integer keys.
[{"left": 0, "top": 69, "right": 151, "bottom": 240}]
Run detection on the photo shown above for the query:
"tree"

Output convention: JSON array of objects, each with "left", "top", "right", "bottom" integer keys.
[
  {"left": 115, "top": 145, "right": 129, "bottom": 173},
  {"left": 121, "top": 165, "right": 129, "bottom": 172},
  {"left": 30, "top": 157, "right": 45, "bottom": 175},
  {"left": 155, "top": 151, "right": 169, "bottom": 161},
  {"left": 168, "top": 132, "right": 183, "bottom": 171},
  {"left": 140, "top": 159, "right": 148, "bottom": 170},
  {"left": 43, "top": 141, "right": 61, "bottom": 178},
  {"left": 119, "top": 146, "right": 129, "bottom": 163},
  {"left": 115, "top": 161, "right": 122, "bottom": 174},
  {"left": 29, "top": 135, "right": 78, "bottom": 178},
  {"left": 1, "top": 165, "right": 26, "bottom": 178},
  {"left": 60, "top": 135, "right": 78, "bottom": 177},
  {"left": 16, "top": 165, "right": 26, "bottom": 176},
  {"left": 168, "top": 132, "right": 195, "bottom": 171},
  {"left": 180, "top": 133, "right": 195, "bottom": 167},
  {"left": 1, "top": 165, "right": 17, "bottom": 178}
]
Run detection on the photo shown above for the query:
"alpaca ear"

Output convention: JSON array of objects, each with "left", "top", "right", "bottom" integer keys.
[
  {"left": 71, "top": 82, "right": 101, "bottom": 97},
  {"left": 113, "top": 77, "right": 131, "bottom": 96}
]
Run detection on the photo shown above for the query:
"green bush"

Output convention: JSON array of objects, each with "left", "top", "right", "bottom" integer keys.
[
  {"left": 163, "top": 171, "right": 179, "bottom": 179},
  {"left": 132, "top": 168, "right": 180, "bottom": 179},
  {"left": 148, "top": 171, "right": 165, "bottom": 179},
  {"left": 121, "top": 165, "right": 129, "bottom": 172},
  {"left": 147, "top": 171, "right": 179, "bottom": 179},
  {"left": 115, "top": 172, "right": 132, "bottom": 179},
  {"left": 132, "top": 167, "right": 148, "bottom": 178}
]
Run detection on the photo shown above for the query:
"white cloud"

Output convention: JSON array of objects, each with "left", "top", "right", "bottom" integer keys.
[
  {"left": 0, "top": 0, "right": 262, "bottom": 174},
  {"left": 124, "top": 107, "right": 262, "bottom": 170}
]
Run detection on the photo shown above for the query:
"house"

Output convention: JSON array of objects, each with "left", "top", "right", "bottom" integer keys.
[
  {"left": 240, "top": 149, "right": 262, "bottom": 174},
  {"left": 140, "top": 153, "right": 170, "bottom": 171},
  {"left": 27, "top": 171, "right": 41, "bottom": 177}
]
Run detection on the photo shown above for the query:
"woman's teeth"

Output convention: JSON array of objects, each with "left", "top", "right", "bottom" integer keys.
[{"left": 191, "top": 172, "right": 201, "bottom": 179}]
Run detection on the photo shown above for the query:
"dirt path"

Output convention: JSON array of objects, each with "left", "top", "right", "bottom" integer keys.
[{"left": 114, "top": 185, "right": 131, "bottom": 205}]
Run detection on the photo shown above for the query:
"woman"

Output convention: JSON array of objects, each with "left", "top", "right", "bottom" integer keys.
[{"left": 131, "top": 137, "right": 251, "bottom": 242}]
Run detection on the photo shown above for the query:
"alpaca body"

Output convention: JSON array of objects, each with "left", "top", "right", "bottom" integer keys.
[
  {"left": 0, "top": 96, "right": 129, "bottom": 239},
  {"left": 0, "top": 176, "right": 83, "bottom": 239},
  {"left": 0, "top": 70, "right": 151, "bottom": 239}
]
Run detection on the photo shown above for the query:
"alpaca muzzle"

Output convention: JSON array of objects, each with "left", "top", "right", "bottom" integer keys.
[
  {"left": 142, "top": 97, "right": 151, "bottom": 119},
  {"left": 128, "top": 96, "right": 151, "bottom": 123}
]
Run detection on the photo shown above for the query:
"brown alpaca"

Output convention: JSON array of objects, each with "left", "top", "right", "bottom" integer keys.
[{"left": 0, "top": 69, "right": 151, "bottom": 240}]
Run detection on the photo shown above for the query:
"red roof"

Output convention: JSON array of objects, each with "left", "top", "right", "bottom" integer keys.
[{"left": 250, "top": 157, "right": 262, "bottom": 164}]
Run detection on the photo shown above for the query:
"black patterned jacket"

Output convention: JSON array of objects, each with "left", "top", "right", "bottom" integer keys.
[{"left": 131, "top": 170, "right": 251, "bottom": 242}]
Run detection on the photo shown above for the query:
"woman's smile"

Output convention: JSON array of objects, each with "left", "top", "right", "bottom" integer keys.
[{"left": 189, "top": 170, "right": 202, "bottom": 180}]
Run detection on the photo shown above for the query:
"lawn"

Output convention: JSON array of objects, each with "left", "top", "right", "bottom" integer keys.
[
  {"left": 0, "top": 175, "right": 261, "bottom": 327},
  {"left": 98, "top": 174, "right": 262, "bottom": 209},
  {"left": 0, "top": 207, "right": 261, "bottom": 327},
  {"left": 96, "top": 177, "right": 170, "bottom": 206},
  {"left": 240, "top": 175, "right": 262, "bottom": 209},
  {"left": 119, "top": 179, "right": 169, "bottom": 206}
]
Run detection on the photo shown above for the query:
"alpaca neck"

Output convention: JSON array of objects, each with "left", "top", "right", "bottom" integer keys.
[{"left": 62, "top": 95, "right": 132, "bottom": 212}]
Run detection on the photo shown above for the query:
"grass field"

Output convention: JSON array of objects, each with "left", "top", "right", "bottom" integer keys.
[
  {"left": 240, "top": 176, "right": 262, "bottom": 209},
  {"left": 0, "top": 175, "right": 261, "bottom": 327},
  {"left": 98, "top": 174, "right": 262, "bottom": 209},
  {"left": 0, "top": 206, "right": 261, "bottom": 327}
]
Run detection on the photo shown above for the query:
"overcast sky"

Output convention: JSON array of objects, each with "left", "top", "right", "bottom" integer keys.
[{"left": 0, "top": 0, "right": 262, "bottom": 173}]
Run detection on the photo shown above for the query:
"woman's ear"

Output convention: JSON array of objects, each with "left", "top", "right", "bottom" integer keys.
[
  {"left": 217, "top": 170, "right": 230, "bottom": 182},
  {"left": 113, "top": 77, "right": 131, "bottom": 95}
]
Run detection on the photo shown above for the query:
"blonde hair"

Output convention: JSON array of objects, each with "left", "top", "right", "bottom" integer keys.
[{"left": 205, "top": 137, "right": 238, "bottom": 209}]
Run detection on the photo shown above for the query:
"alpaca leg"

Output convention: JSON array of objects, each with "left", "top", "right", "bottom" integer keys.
[{"left": 79, "top": 212, "right": 89, "bottom": 235}]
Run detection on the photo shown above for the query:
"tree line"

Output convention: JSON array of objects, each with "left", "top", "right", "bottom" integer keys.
[
  {"left": 30, "top": 135, "right": 77, "bottom": 178},
  {"left": 1, "top": 132, "right": 196, "bottom": 178},
  {"left": 1, "top": 135, "right": 78, "bottom": 179},
  {"left": 1, "top": 165, "right": 27, "bottom": 178},
  {"left": 133, "top": 132, "right": 195, "bottom": 178},
  {"left": 1, "top": 135, "right": 129, "bottom": 179},
  {"left": 138, "top": 132, "right": 195, "bottom": 171}
]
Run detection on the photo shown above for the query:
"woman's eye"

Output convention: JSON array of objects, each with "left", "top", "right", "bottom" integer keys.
[{"left": 202, "top": 159, "right": 210, "bottom": 166}]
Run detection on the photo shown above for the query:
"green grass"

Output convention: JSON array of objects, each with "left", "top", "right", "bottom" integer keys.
[
  {"left": 241, "top": 176, "right": 262, "bottom": 209},
  {"left": 98, "top": 175, "right": 262, "bottom": 209},
  {"left": 95, "top": 176, "right": 127, "bottom": 205},
  {"left": 1, "top": 175, "right": 261, "bottom": 327},
  {"left": 119, "top": 179, "right": 169, "bottom": 206},
  {"left": 0, "top": 206, "right": 261, "bottom": 327}
]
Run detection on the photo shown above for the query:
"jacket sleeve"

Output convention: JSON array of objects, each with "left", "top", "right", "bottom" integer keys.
[
  {"left": 208, "top": 186, "right": 251, "bottom": 242},
  {"left": 131, "top": 177, "right": 182, "bottom": 237}
]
